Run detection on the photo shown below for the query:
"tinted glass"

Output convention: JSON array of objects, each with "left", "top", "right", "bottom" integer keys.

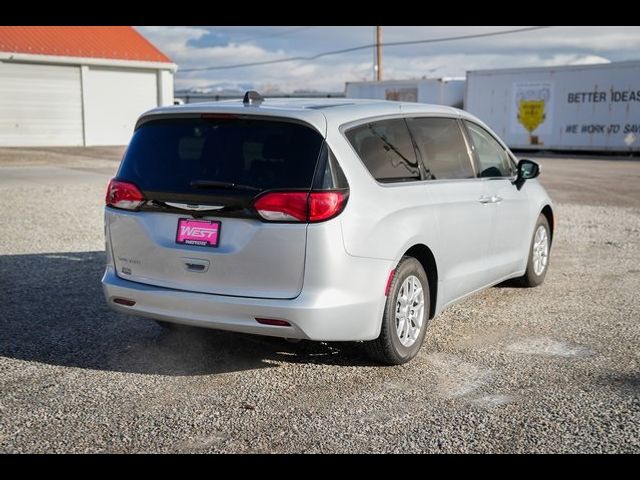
[
  {"left": 345, "top": 119, "right": 420, "bottom": 183},
  {"left": 465, "top": 121, "right": 515, "bottom": 178},
  {"left": 312, "top": 143, "right": 349, "bottom": 190},
  {"left": 406, "top": 117, "right": 474, "bottom": 179},
  {"left": 117, "top": 118, "right": 324, "bottom": 193}
]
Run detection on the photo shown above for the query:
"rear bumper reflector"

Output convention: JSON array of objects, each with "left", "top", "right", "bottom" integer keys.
[
  {"left": 255, "top": 318, "right": 291, "bottom": 327},
  {"left": 113, "top": 297, "right": 136, "bottom": 306}
]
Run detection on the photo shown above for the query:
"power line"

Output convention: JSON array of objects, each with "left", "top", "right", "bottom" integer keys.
[{"left": 179, "top": 26, "right": 552, "bottom": 73}]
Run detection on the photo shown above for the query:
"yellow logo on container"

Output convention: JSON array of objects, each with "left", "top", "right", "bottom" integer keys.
[{"left": 517, "top": 99, "right": 546, "bottom": 133}]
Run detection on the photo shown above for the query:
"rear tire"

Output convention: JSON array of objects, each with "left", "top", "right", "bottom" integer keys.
[
  {"left": 518, "top": 214, "right": 551, "bottom": 287},
  {"left": 365, "top": 256, "right": 430, "bottom": 365}
]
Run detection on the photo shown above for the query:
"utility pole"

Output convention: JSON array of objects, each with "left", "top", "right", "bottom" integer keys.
[{"left": 375, "top": 26, "right": 383, "bottom": 81}]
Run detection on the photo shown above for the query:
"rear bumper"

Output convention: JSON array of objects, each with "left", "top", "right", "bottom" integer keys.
[{"left": 101, "top": 260, "right": 391, "bottom": 341}]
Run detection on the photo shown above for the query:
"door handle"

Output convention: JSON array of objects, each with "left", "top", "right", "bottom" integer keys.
[{"left": 479, "top": 195, "right": 503, "bottom": 204}]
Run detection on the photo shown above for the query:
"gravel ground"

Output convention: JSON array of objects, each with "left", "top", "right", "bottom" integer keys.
[{"left": 0, "top": 149, "right": 638, "bottom": 453}]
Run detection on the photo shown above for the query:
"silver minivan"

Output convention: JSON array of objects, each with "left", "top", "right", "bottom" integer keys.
[{"left": 102, "top": 93, "right": 554, "bottom": 365}]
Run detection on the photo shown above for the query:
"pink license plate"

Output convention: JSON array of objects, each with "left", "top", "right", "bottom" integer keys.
[{"left": 176, "top": 218, "right": 221, "bottom": 247}]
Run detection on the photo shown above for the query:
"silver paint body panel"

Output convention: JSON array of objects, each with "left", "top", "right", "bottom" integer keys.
[{"left": 103, "top": 98, "right": 553, "bottom": 341}]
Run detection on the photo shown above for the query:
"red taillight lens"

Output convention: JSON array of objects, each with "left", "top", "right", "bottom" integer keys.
[
  {"left": 106, "top": 179, "right": 145, "bottom": 210},
  {"left": 308, "top": 192, "right": 347, "bottom": 222},
  {"left": 253, "top": 191, "right": 347, "bottom": 223},
  {"left": 113, "top": 297, "right": 136, "bottom": 306},
  {"left": 385, "top": 269, "right": 396, "bottom": 296},
  {"left": 253, "top": 192, "right": 309, "bottom": 222},
  {"left": 200, "top": 113, "right": 239, "bottom": 120},
  {"left": 255, "top": 318, "right": 291, "bottom": 327}
]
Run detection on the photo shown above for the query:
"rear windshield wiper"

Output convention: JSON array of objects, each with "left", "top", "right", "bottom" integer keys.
[{"left": 190, "top": 180, "right": 262, "bottom": 192}]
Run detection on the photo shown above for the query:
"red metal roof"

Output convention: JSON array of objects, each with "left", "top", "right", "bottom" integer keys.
[{"left": 0, "top": 26, "right": 172, "bottom": 63}]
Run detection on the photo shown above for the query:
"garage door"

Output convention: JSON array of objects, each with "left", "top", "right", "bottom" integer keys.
[
  {"left": 0, "top": 62, "right": 83, "bottom": 146},
  {"left": 84, "top": 67, "right": 158, "bottom": 146}
]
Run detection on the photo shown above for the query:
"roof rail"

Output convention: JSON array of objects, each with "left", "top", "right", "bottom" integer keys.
[{"left": 243, "top": 90, "right": 264, "bottom": 106}]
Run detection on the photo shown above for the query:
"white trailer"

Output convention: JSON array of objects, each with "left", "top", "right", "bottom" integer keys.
[
  {"left": 465, "top": 61, "right": 640, "bottom": 152},
  {"left": 345, "top": 78, "right": 465, "bottom": 108}
]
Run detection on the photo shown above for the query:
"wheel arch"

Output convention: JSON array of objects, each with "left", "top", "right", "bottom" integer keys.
[
  {"left": 541, "top": 204, "right": 555, "bottom": 243},
  {"left": 402, "top": 244, "right": 438, "bottom": 319}
]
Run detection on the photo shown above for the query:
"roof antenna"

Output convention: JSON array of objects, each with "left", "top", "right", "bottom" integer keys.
[{"left": 243, "top": 90, "right": 264, "bottom": 106}]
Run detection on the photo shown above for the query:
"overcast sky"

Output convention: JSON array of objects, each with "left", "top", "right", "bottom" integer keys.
[{"left": 136, "top": 26, "right": 640, "bottom": 93}]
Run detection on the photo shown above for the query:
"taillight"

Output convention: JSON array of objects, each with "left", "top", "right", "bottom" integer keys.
[
  {"left": 308, "top": 192, "right": 347, "bottom": 222},
  {"left": 253, "top": 191, "right": 348, "bottom": 223},
  {"left": 253, "top": 192, "right": 308, "bottom": 222},
  {"left": 200, "top": 113, "right": 238, "bottom": 120},
  {"left": 105, "top": 179, "right": 145, "bottom": 210}
]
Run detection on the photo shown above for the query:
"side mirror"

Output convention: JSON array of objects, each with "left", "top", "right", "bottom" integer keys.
[{"left": 515, "top": 159, "right": 540, "bottom": 189}]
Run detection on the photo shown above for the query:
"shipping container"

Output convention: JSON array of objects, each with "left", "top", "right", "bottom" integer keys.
[
  {"left": 345, "top": 78, "right": 465, "bottom": 107},
  {"left": 465, "top": 61, "right": 640, "bottom": 152}
]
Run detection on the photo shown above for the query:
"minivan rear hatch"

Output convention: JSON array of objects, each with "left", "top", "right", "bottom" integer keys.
[{"left": 107, "top": 114, "right": 326, "bottom": 299}]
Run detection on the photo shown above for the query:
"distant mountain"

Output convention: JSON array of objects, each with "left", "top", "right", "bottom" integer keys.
[
  {"left": 176, "top": 82, "right": 255, "bottom": 95},
  {"left": 176, "top": 82, "right": 342, "bottom": 97}
]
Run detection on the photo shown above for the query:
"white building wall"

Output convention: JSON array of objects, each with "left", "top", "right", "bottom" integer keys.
[
  {"left": 83, "top": 66, "right": 158, "bottom": 146},
  {"left": 0, "top": 55, "right": 176, "bottom": 147},
  {"left": 157, "top": 69, "right": 174, "bottom": 107},
  {"left": 0, "top": 62, "right": 84, "bottom": 146}
]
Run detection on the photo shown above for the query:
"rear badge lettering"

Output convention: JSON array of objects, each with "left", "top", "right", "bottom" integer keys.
[{"left": 118, "top": 256, "right": 142, "bottom": 265}]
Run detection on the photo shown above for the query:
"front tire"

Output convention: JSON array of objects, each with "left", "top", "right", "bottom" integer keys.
[
  {"left": 518, "top": 214, "right": 551, "bottom": 287},
  {"left": 365, "top": 256, "right": 430, "bottom": 365}
]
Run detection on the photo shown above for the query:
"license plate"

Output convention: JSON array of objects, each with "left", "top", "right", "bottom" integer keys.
[{"left": 176, "top": 218, "right": 221, "bottom": 247}]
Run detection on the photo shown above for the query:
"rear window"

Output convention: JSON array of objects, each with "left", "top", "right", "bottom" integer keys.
[{"left": 117, "top": 117, "right": 324, "bottom": 193}]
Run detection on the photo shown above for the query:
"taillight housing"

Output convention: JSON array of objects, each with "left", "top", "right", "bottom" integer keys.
[
  {"left": 253, "top": 190, "right": 348, "bottom": 223},
  {"left": 105, "top": 179, "right": 145, "bottom": 210}
]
